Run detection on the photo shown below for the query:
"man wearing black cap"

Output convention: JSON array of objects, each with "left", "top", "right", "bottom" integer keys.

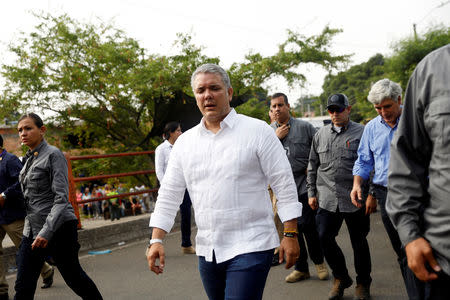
[
  {"left": 0, "top": 135, "right": 54, "bottom": 299},
  {"left": 307, "top": 94, "right": 372, "bottom": 300}
]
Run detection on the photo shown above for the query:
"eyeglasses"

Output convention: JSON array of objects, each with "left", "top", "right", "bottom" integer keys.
[{"left": 328, "top": 107, "right": 345, "bottom": 113}]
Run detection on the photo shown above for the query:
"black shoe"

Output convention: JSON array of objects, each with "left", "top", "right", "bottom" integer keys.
[{"left": 41, "top": 268, "right": 54, "bottom": 289}]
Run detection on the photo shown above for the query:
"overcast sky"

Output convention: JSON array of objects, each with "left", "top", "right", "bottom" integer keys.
[{"left": 1, "top": 0, "right": 449, "bottom": 103}]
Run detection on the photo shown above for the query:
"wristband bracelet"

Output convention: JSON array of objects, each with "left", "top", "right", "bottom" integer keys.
[
  {"left": 283, "top": 231, "right": 298, "bottom": 238},
  {"left": 149, "top": 238, "right": 163, "bottom": 246}
]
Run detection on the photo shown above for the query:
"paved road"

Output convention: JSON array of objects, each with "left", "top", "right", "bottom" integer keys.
[{"left": 6, "top": 212, "right": 408, "bottom": 299}]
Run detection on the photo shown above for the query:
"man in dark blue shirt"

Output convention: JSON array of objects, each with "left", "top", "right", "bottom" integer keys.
[{"left": 0, "top": 134, "right": 54, "bottom": 299}]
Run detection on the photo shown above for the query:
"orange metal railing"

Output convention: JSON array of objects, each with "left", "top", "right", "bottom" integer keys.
[{"left": 64, "top": 151, "right": 157, "bottom": 228}]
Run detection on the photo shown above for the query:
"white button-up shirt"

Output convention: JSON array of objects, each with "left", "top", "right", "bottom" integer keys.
[
  {"left": 154, "top": 140, "right": 173, "bottom": 182},
  {"left": 150, "top": 109, "right": 302, "bottom": 263}
]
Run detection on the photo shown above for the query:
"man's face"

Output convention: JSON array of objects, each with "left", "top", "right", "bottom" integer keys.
[
  {"left": 328, "top": 105, "right": 351, "bottom": 127},
  {"left": 270, "top": 96, "right": 290, "bottom": 123},
  {"left": 193, "top": 73, "right": 233, "bottom": 125},
  {"left": 374, "top": 97, "right": 401, "bottom": 125}
]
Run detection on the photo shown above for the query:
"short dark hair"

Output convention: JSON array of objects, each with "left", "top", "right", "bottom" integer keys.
[
  {"left": 271, "top": 93, "right": 289, "bottom": 105},
  {"left": 18, "top": 113, "right": 44, "bottom": 128},
  {"left": 163, "top": 122, "right": 180, "bottom": 139},
  {"left": 0, "top": 134, "right": 3, "bottom": 148}
]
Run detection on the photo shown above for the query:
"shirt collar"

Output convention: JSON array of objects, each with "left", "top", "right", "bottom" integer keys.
[
  {"left": 275, "top": 116, "right": 293, "bottom": 128},
  {"left": 25, "top": 139, "right": 47, "bottom": 158},
  {"left": 200, "top": 108, "right": 237, "bottom": 133},
  {"left": 379, "top": 115, "right": 401, "bottom": 129},
  {"left": 330, "top": 120, "right": 351, "bottom": 133}
]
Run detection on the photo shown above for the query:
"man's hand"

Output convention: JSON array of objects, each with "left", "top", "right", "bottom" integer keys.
[
  {"left": 31, "top": 236, "right": 48, "bottom": 250},
  {"left": 309, "top": 197, "right": 318, "bottom": 210},
  {"left": 279, "top": 237, "right": 300, "bottom": 269},
  {"left": 275, "top": 124, "right": 290, "bottom": 139},
  {"left": 147, "top": 243, "right": 165, "bottom": 275},
  {"left": 350, "top": 185, "right": 363, "bottom": 208},
  {"left": 365, "top": 194, "right": 377, "bottom": 215},
  {"left": 405, "top": 237, "right": 441, "bottom": 282}
]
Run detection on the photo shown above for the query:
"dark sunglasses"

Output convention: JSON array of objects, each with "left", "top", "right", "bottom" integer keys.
[{"left": 328, "top": 107, "right": 345, "bottom": 113}]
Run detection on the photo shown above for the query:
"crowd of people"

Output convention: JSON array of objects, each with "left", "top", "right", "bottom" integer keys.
[
  {"left": 147, "top": 49, "right": 449, "bottom": 300},
  {"left": 0, "top": 46, "right": 447, "bottom": 300},
  {"left": 76, "top": 183, "right": 154, "bottom": 221}
]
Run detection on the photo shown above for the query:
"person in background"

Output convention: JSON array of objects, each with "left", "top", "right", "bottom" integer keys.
[
  {"left": 155, "top": 122, "right": 195, "bottom": 254},
  {"left": 387, "top": 44, "right": 450, "bottom": 300},
  {"left": 308, "top": 94, "right": 371, "bottom": 300},
  {"left": 270, "top": 92, "right": 328, "bottom": 283},
  {"left": 351, "top": 78, "right": 424, "bottom": 299},
  {"left": 105, "top": 184, "right": 120, "bottom": 221},
  {"left": 14, "top": 113, "right": 102, "bottom": 299},
  {"left": 81, "top": 187, "right": 92, "bottom": 219}
]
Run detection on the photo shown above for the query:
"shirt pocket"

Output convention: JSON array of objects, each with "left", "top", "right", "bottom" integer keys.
[
  {"left": 341, "top": 139, "right": 359, "bottom": 161},
  {"left": 317, "top": 144, "right": 331, "bottom": 164},
  {"left": 29, "top": 166, "right": 51, "bottom": 194},
  {"left": 426, "top": 96, "right": 450, "bottom": 154}
]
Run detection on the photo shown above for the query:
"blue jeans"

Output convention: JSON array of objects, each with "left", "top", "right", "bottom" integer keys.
[
  {"left": 14, "top": 220, "right": 102, "bottom": 300},
  {"left": 180, "top": 191, "right": 192, "bottom": 247},
  {"left": 198, "top": 249, "right": 273, "bottom": 300}
]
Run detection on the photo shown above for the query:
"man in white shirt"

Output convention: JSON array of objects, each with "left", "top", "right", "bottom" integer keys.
[{"left": 146, "top": 63, "right": 302, "bottom": 300}]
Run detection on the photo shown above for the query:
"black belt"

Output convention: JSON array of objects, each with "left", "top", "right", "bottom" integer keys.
[{"left": 372, "top": 184, "right": 387, "bottom": 191}]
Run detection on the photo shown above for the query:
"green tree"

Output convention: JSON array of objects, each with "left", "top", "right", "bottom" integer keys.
[
  {"left": 319, "top": 54, "right": 386, "bottom": 123},
  {"left": 1, "top": 13, "right": 350, "bottom": 182},
  {"left": 387, "top": 25, "right": 450, "bottom": 87}
]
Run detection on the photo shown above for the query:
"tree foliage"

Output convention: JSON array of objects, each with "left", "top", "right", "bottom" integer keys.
[
  {"left": 1, "top": 14, "right": 348, "bottom": 148},
  {"left": 0, "top": 13, "right": 349, "bottom": 184},
  {"left": 386, "top": 25, "right": 450, "bottom": 87},
  {"left": 318, "top": 25, "right": 450, "bottom": 123},
  {"left": 318, "top": 54, "right": 386, "bottom": 123}
]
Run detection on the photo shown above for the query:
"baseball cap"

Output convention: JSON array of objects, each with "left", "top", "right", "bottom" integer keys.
[{"left": 327, "top": 93, "right": 349, "bottom": 109}]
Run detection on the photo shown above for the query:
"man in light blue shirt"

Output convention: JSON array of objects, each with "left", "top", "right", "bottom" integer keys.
[{"left": 351, "top": 79, "right": 424, "bottom": 299}]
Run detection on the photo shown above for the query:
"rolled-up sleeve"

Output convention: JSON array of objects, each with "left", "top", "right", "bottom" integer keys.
[
  {"left": 258, "top": 125, "right": 302, "bottom": 223},
  {"left": 353, "top": 126, "right": 374, "bottom": 180}
]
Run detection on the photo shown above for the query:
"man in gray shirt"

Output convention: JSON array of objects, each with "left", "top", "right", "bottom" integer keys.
[
  {"left": 270, "top": 93, "right": 328, "bottom": 283},
  {"left": 387, "top": 44, "right": 450, "bottom": 299},
  {"left": 308, "top": 94, "right": 371, "bottom": 300}
]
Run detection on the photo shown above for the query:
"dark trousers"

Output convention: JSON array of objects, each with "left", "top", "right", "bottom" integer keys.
[
  {"left": 424, "top": 271, "right": 450, "bottom": 300},
  {"left": 14, "top": 220, "right": 102, "bottom": 300},
  {"left": 198, "top": 250, "right": 273, "bottom": 300},
  {"left": 110, "top": 204, "right": 120, "bottom": 221},
  {"left": 316, "top": 207, "right": 372, "bottom": 285},
  {"left": 180, "top": 190, "right": 192, "bottom": 247},
  {"left": 295, "top": 193, "right": 324, "bottom": 272},
  {"left": 374, "top": 185, "right": 426, "bottom": 300}
]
